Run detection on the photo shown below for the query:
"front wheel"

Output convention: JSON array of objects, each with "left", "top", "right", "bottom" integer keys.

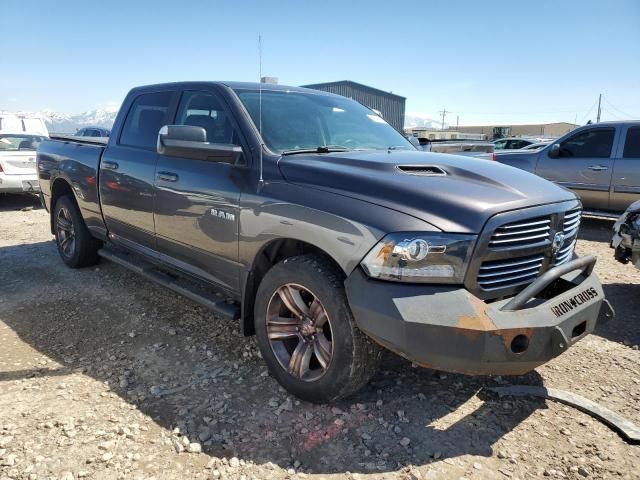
[{"left": 254, "top": 254, "right": 382, "bottom": 402}]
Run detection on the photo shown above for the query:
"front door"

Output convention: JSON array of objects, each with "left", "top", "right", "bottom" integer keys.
[
  {"left": 100, "top": 90, "right": 176, "bottom": 249},
  {"left": 535, "top": 126, "right": 616, "bottom": 211},
  {"left": 153, "top": 90, "right": 247, "bottom": 294}
]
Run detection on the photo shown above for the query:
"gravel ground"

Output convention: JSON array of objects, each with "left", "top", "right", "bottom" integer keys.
[{"left": 0, "top": 193, "right": 638, "bottom": 480}]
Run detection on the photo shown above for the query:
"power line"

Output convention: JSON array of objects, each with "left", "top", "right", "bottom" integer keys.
[
  {"left": 601, "top": 108, "right": 626, "bottom": 121},
  {"left": 602, "top": 96, "right": 638, "bottom": 119},
  {"left": 453, "top": 109, "right": 585, "bottom": 115},
  {"left": 578, "top": 99, "right": 599, "bottom": 125}
]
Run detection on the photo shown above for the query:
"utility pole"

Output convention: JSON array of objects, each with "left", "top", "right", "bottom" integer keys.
[
  {"left": 596, "top": 93, "right": 602, "bottom": 123},
  {"left": 456, "top": 115, "right": 459, "bottom": 131},
  {"left": 439, "top": 108, "right": 449, "bottom": 130}
]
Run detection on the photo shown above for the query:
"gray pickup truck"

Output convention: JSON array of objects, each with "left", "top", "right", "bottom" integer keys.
[
  {"left": 495, "top": 121, "right": 640, "bottom": 215},
  {"left": 37, "top": 82, "right": 613, "bottom": 402}
]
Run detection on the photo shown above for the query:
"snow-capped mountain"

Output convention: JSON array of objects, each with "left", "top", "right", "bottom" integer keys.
[
  {"left": 404, "top": 112, "right": 447, "bottom": 130},
  {"left": 16, "top": 108, "right": 118, "bottom": 134}
]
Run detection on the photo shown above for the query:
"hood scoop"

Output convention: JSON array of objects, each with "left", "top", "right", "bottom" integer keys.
[{"left": 396, "top": 165, "right": 447, "bottom": 176}]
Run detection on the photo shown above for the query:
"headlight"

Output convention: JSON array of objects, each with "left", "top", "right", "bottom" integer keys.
[{"left": 361, "top": 232, "right": 476, "bottom": 284}]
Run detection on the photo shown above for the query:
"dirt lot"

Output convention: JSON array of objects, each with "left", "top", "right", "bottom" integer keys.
[{"left": 1, "top": 194, "right": 639, "bottom": 480}]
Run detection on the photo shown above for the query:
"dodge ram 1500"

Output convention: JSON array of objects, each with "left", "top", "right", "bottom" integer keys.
[{"left": 37, "top": 82, "right": 614, "bottom": 402}]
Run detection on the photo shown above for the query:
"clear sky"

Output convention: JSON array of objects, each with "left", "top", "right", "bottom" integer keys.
[{"left": 2, "top": 0, "right": 639, "bottom": 126}]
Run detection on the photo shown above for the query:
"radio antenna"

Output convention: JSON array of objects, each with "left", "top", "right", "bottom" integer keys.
[{"left": 258, "top": 35, "right": 264, "bottom": 188}]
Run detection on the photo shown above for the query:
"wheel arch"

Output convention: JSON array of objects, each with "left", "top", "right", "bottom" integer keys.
[
  {"left": 49, "top": 177, "right": 76, "bottom": 234},
  {"left": 240, "top": 238, "right": 345, "bottom": 336}
]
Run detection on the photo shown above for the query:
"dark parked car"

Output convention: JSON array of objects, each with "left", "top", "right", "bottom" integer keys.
[
  {"left": 495, "top": 121, "right": 640, "bottom": 215},
  {"left": 37, "top": 82, "right": 613, "bottom": 401},
  {"left": 75, "top": 127, "right": 110, "bottom": 137}
]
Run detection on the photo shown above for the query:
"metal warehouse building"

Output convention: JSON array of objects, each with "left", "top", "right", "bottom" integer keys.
[{"left": 302, "top": 80, "right": 406, "bottom": 132}]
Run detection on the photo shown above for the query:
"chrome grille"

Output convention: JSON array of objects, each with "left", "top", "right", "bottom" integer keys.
[
  {"left": 478, "top": 254, "right": 544, "bottom": 291},
  {"left": 472, "top": 204, "right": 582, "bottom": 296},
  {"left": 562, "top": 208, "right": 581, "bottom": 237},
  {"left": 488, "top": 216, "right": 551, "bottom": 249},
  {"left": 554, "top": 239, "right": 577, "bottom": 266}
]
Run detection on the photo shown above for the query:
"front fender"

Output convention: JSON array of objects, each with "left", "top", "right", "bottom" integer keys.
[{"left": 239, "top": 182, "right": 440, "bottom": 275}]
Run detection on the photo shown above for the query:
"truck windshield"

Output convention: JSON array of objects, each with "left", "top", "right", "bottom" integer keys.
[
  {"left": 233, "top": 89, "right": 414, "bottom": 154},
  {"left": 0, "top": 134, "right": 46, "bottom": 151}
]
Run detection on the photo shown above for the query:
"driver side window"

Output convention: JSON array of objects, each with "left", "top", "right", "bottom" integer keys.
[
  {"left": 559, "top": 128, "right": 614, "bottom": 158},
  {"left": 175, "top": 91, "right": 245, "bottom": 164},
  {"left": 176, "top": 91, "right": 240, "bottom": 145}
]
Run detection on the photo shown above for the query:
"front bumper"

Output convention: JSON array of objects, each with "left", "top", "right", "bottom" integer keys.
[
  {"left": 0, "top": 173, "right": 40, "bottom": 193},
  {"left": 345, "top": 256, "right": 613, "bottom": 376}
]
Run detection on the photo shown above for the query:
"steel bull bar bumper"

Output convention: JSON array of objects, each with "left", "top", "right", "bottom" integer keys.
[{"left": 345, "top": 256, "right": 614, "bottom": 375}]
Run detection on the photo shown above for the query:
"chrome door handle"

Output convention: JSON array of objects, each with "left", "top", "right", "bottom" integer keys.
[
  {"left": 102, "top": 161, "right": 119, "bottom": 170},
  {"left": 588, "top": 165, "right": 608, "bottom": 171},
  {"left": 157, "top": 171, "right": 178, "bottom": 182}
]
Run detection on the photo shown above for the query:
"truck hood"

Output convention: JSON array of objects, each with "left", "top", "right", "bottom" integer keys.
[{"left": 278, "top": 150, "right": 576, "bottom": 233}]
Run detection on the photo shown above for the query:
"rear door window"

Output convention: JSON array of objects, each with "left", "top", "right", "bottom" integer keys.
[
  {"left": 119, "top": 92, "right": 173, "bottom": 150},
  {"left": 623, "top": 127, "right": 640, "bottom": 158},
  {"left": 559, "top": 128, "right": 615, "bottom": 158}
]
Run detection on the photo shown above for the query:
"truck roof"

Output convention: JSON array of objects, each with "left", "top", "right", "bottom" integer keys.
[{"left": 128, "top": 81, "right": 334, "bottom": 96}]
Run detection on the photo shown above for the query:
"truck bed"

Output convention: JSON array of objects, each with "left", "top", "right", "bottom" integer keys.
[
  {"left": 50, "top": 134, "right": 109, "bottom": 146},
  {"left": 37, "top": 136, "right": 106, "bottom": 236}
]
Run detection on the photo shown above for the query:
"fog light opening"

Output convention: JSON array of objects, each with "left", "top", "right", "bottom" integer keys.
[
  {"left": 572, "top": 321, "right": 587, "bottom": 338},
  {"left": 510, "top": 335, "right": 529, "bottom": 354}
]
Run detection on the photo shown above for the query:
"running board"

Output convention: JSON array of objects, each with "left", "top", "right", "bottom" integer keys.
[
  {"left": 97, "top": 248, "right": 240, "bottom": 320},
  {"left": 582, "top": 210, "right": 620, "bottom": 220}
]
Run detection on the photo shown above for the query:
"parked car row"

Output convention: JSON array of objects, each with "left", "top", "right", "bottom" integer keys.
[
  {"left": 493, "top": 136, "right": 556, "bottom": 150},
  {"left": 415, "top": 138, "right": 494, "bottom": 160}
]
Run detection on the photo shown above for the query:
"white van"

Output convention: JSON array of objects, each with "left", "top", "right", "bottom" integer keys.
[{"left": 0, "top": 113, "right": 49, "bottom": 193}]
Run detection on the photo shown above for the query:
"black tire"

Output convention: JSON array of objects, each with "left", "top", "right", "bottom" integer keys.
[
  {"left": 53, "top": 194, "right": 101, "bottom": 268},
  {"left": 254, "top": 254, "right": 382, "bottom": 402}
]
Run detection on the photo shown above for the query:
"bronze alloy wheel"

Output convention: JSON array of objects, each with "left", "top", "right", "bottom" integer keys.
[
  {"left": 56, "top": 206, "right": 76, "bottom": 258},
  {"left": 266, "top": 283, "right": 334, "bottom": 381}
]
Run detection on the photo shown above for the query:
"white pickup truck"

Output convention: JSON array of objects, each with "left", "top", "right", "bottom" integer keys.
[{"left": 0, "top": 113, "right": 49, "bottom": 194}]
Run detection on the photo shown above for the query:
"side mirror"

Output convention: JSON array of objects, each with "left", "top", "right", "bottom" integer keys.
[
  {"left": 548, "top": 143, "right": 561, "bottom": 159},
  {"left": 157, "top": 125, "right": 243, "bottom": 163}
]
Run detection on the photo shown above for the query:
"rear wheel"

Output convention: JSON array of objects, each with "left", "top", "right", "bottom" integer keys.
[
  {"left": 53, "top": 195, "right": 101, "bottom": 268},
  {"left": 254, "top": 254, "right": 381, "bottom": 402}
]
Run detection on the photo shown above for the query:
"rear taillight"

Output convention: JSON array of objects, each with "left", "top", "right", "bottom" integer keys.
[
  {"left": 0, "top": 162, "right": 3, "bottom": 173},
  {"left": 492, "top": 152, "right": 496, "bottom": 161}
]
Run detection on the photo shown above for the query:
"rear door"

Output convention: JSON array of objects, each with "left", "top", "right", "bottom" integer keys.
[
  {"left": 99, "top": 90, "right": 178, "bottom": 250},
  {"left": 153, "top": 89, "right": 247, "bottom": 293},
  {"left": 610, "top": 125, "right": 640, "bottom": 212},
  {"left": 535, "top": 126, "right": 616, "bottom": 210}
]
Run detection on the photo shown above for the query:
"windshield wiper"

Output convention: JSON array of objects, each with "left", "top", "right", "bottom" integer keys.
[{"left": 281, "top": 145, "right": 352, "bottom": 156}]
